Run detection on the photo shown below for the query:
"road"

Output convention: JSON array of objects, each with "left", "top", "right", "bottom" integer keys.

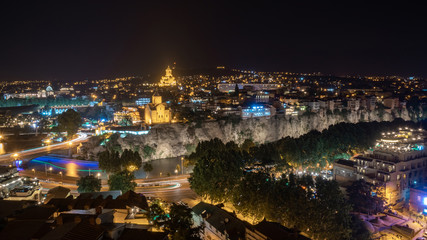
[
  {"left": 0, "top": 133, "right": 89, "bottom": 163},
  {"left": 19, "top": 169, "right": 198, "bottom": 203},
  {"left": 2, "top": 132, "right": 198, "bottom": 203}
]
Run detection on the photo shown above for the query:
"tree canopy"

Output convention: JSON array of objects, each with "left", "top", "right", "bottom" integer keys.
[
  {"left": 57, "top": 109, "right": 82, "bottom": 138},
  {"left": 76, "top": 175, "right": 101, "bottom": 193},
  {"left": 108, "top": 170, "right": 137, "bottom": 193},
  {"left": 186, "top": 119, "right": 415, "bottom": 239},
  {"left": 98, "top": 149, "right": 142, "bottom": 173},
  {"left": 165, "top": 203, "right": 202, "bottom": 240},
  {"left": 347, "top": 179, "right": 386, "bottom": 214}
]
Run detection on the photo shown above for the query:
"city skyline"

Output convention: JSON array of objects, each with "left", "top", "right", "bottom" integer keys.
[{"left": 0, "top": 1, "right": 426, "bottom": 81}]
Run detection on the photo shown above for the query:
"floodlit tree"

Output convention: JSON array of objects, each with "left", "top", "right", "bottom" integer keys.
[
  {"left": 76, "top": 175, "right": 101, "bottom": 193},
  {"left": 108, "top": 170, "right": 137, "bottom": 193},
  {"left": 57, "top": 109, "right": 82, "bottom": 139},
  {"left": 165, "top": 203, "right": 203, "bottom": 240},
  {"left": 98, "top": 150, "right": 121, "bottom": 173},
  {"left": 347, "top": 179, "right": 386, "bottom": 215},
  {"left": 148, "top": 200, "right": 168, "bottom": 228}
]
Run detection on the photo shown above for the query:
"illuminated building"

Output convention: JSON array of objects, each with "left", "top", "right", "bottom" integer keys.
[
  {"left": 144, "top": 92, "right": 171, "bottom": 124},
  {"left": 159, "top": 66, "right": 176, "bottom": 86},
  {"left": 409, "top": 187, "right": 427, "bottom": 215},
  {"left": 241, "top": 104, "right": 275, "bottom": 119},
  {"left": 217, "top": 83, "right": 279, "bottom": 93},
  {"left": 113, "top": 107, "right": 141, "bottom": 125},
  {"left": 135, "top": 97, "right": 151, "bottom": 106},
  {"left": 353, "top": 128, "right": 427, "bottom": 203}
]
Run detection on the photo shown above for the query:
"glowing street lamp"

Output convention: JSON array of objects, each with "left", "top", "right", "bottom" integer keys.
[
  {"left": 127, "top": 165, "right": 137, "bottom": 172},
  {"left": 97, "top": 173, "right": 101, "bottom": 179},
  {"left": 49, "top": 167, "right": 53, "bottom": 176},
  {"left": 32, "top": 168, "right": 36, "bottom": 178},
  {"left": 68, "top": 142, "right": 73, "bottom": 156},
  {"left": 59, "top": 171, "right": 63, "bottom": 183},
  {"left": 174, "top": 169, "right": 178, "bottom": 175}
]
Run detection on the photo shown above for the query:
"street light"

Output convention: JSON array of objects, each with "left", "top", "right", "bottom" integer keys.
[
  {"left": 59, "top": 171, "right": 63, "bottom": 183},
  {"left": 49, "top": 167, "right": 52, "bottom": 176},
  {"left": 181, "top": 157, "right": 184, "bottom": 175},
  {"left": 32, "top": 169, "right": 36, "bottom": 178},
  {"left": 174, "top": 169, "right": 178, "bottom": 175},
  {"left": 68, "top": 142, "right": 73, "bottom": 157},
  {"left": 97, "top": 173, "right": 101, "bottom": 179}
]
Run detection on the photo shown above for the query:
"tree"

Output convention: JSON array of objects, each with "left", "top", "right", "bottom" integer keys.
[
  {"left": 108, "top": 170, "right": 137, "bottom": 193},
  {"left": 98, "top": 150, "right": 121, "bottom": 173},
  {"left": 77, "top": 175, "right": 101, "bottom": 193},
  {"left": 148, "top": 199, "right": 168, "bottom": 228},
  {"left": 234, "top": 84, "right": 239, "bottom": 97},
  {"left": 99, "top": 149, "right": 142, "bottom": 173},
  {"left": 350, "top": 215, "right": 372, "bottom": 240},
  {"left": 165, "top": 203, "right": 202, "bottom": 240},
  {"left": 347, "top": 179, "right": 386, "bottom": 214},
  {"left": 119, "top": 115, "right": 133, "bottom": 126},
  {"left": 143, "top": 162, "right": 153, "bottom": 178},
  {"left": 121, "top": 149, "right": 142, "bottom": 172},
  {"left": 241, "top": 139, "right": 255, "bottom": 153},
  {"left": 189, "top": 142, "right": 244, "bottom": 202},
  {"left": 57, "top": 109, "right": 82, "bottom": 138},
  {"left": 308, "top": 177, "right": 352, "bottom": 240}
]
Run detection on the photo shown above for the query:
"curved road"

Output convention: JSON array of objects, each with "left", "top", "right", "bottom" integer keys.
[
  {"left": 20, "top": 169, "right": 197, "bottom": 203},
  {"left": 0, "top": 133, "right": 89, "bottom": 163},
  {"left": 2, "top": 132, "right": 198, "bottom": 203}
]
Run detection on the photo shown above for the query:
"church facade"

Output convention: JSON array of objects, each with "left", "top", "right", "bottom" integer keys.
[{"left": 144, "top": 93, "right": 171, "bottom": 125}]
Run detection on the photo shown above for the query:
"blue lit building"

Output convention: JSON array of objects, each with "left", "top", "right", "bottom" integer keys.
[
  {"left": 241, "top": 104, "right": 275, "bottom": 119},
  {"left": 409, "top": 187, "right": 427, "bottom": 215},
  {"left": 135, "top": 97, "right": 151, "bottom": 106}
]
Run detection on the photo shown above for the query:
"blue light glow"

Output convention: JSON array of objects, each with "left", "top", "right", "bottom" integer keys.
[{"left": 29, "top": 156, "right": 101, "bottom": 173}]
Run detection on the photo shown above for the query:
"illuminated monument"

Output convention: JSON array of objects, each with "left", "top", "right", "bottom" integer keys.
[
  {"left": 159, "top": 66, "right": 176, "bottom": 87},
  {"left": 144, "top": 91, "right": 171, "bottom": 125}
]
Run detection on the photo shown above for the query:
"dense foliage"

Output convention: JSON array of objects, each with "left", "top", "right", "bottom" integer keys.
[
  {"left": 189, "top": 120, "right": 418, "bottom": 239},
  {"left": 189, "top": 141, "right": 354, "bottom": 239},
  {"left": 241, "top": 119, "right": 413, "bottom": 168},
  {"left": 148, "top": 201, "right": 202, "bottom": 240},
  {"left": 98, "top": 149, "right": 142, "bottom": 173},
  {"left": 57, "top": 109, "right": 82, "bottom": 138},
  {"left": 347, "top": 179, "right": 386, "bottom": 214},
  {"left": 108, "top": 170, "right": 137, "bottom": 193},
  {"left": 76, "top": 175, "right": 101, "bottom": 193}
]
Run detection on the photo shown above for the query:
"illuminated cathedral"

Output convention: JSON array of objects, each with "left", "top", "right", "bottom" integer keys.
[{"left": 159, "top": 66, "right": 176, "bottom": 86}]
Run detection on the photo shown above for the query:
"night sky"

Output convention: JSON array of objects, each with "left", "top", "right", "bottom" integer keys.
[{"left": 0, "top": 1, "right": 425, "bottom": 81}]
